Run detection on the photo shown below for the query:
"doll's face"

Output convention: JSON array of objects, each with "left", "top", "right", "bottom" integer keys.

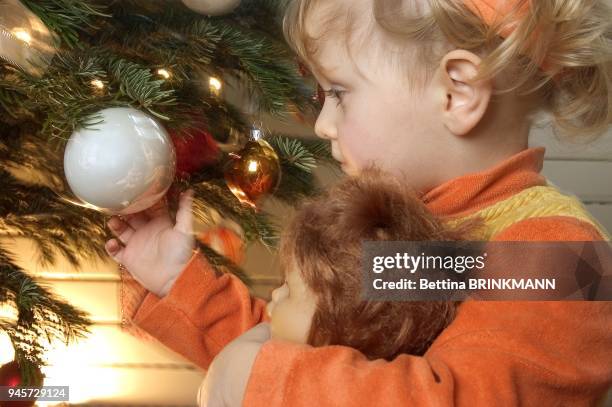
[{"left": 266, "top": 265, "right": 317, "bottom": 343}]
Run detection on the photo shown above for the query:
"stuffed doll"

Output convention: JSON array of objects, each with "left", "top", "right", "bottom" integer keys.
[
  {"left": 197, "top": 168, "right": 480, "bottom": 406},
  {"left": 266, "top": 167, "right": 479, "bottom": 360}
]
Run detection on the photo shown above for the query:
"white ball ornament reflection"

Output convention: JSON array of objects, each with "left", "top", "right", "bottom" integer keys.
[
  {"left": 0, "top": 0, "right": 57, "bottom": 76},
  {"left": 63, "top": 107, "right": 176, "bottom": 215},
  {"left": 182, "top": 0, "right": 241, "bottom": 16}
]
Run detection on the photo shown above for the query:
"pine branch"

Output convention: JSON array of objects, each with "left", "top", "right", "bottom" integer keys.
[
  {"left": 1, "top": 54, "right": 116, "bottom": 140},
  {"left": 100, "top": 9, "right": 219, "bottom": 74},
  {"left": 270, "top": 136, "right": 317, "bottom": 172},
  {"left": 0, "top": 170, "right": 108, "bottom": 267},
  {"left": 267, "top": 135, "right": 338, "bottom": 203},
  {"left": 1, "top": 2, "right": 317, "bottom": 143},
  {"left": 219, "top": 0, "right": 291, "bottom": 42},
  {"left": 0, "top": 245, "right": 91, "bottom": 368},
  {"left": 87, "top": 5, "right": 317, "bottom": 117},
  {"left": 2, "top": 50, "right": 183, "bottom": 140},
  {"left": 0, "top": 130, "right": 63, "bottom": 179},
  {"left": 0, "top": 83, "right": 31, "bottom": 122},
  {"left": 194, "top": 241, "right": 252, "bottom": 286},
  {"left": 192, "top": 181, "right": 279, "bottom": 249},
  {"left": 107, "top": 56, "right": 177, "bottom": 119},
  {"left": 21, "top": 0, "right": 109, "bottom": 49},
  {"left": 2, "top": 49, "right": 257, "bottom": 142},
  {"left": 298, "top": 138, "right": 337, "bottom": 165},
  {"left": 209, "top": 21, "right": 315, "bottom": 116}
]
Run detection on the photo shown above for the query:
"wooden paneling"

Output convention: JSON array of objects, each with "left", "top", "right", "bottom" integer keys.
[
  {"left": 41, "top": 365, "right": 204, "bottom": 406},
  {"left": 34, "top": 277, "right": 279, "bottom": 325}
]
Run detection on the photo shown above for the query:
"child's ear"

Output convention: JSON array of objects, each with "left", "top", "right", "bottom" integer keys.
[{"left": 436, "top": 49, "right": 492, "bottom": 136}]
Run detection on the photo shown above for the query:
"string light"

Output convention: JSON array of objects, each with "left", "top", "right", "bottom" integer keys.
[
  {"left": 91, "top": 79, "right": 105, "bottom": 90},
  {"left": 209, "top": 76, "right": 222, "bottom": 96},
  {"left": 12, "top": 29, "right": 32, "bottom": 45},
  {"left": 0, "top": 304, "right": 17, "bottom": 364},
  {"left": 157, "top": 68, "right": 171, "bottom": 79}
]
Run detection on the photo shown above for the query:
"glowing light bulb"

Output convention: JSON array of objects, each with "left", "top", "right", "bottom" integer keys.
[
  {"left": 209, "top": 77, "right": 222, "bottom": 96},
  {"left": 157, "top": 68, "right": 171, "bottom": 79},
  {"left": 0, "top": 333, "right": 15, "bottom": 364},
  {"left": 247, "top": 160, "right": 259, "bottom": 173},
  {"left": 12, "top": 29, "right": 32, "bottom": 44},
  {"left": 91, "top": 79, "right": 104, "bottom": 89}
]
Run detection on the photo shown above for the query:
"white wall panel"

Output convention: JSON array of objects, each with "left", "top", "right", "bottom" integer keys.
[
  {"left": 530, "top": 125, "right": 612, "bottom": 160},
  {"left": 542, "top": 160, "right": 612, "bottom": 203}
]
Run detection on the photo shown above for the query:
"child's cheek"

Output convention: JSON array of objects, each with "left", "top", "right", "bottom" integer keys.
[{"left": 339, "top": 122, "right": 382, "bottom": 170}]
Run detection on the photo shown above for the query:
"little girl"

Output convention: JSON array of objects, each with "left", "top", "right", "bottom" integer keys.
[{"left": 107, "top": 0, "right": 612, "bottom": 405}]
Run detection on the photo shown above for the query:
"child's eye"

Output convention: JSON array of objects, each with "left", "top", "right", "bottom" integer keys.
[{"left": 323, "top": 88, "right": 346, "bottom": 106}]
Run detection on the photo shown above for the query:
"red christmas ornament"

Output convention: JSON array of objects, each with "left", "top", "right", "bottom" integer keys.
[
  {"left": 0, "top": 360, "right": 44, "bottom": 407},
  {"left": 170, "top": 128, "right": 221, "bottom": 178}
]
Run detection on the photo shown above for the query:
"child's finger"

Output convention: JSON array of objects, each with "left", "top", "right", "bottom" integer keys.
[
  {"left": 107, "top": 216, "right": 135, "bottom": 245},
  {"left": 146, "top": 196, "right": 169, "bottom": 219},
  {"left": 123, "top": 212, "right": 149, "bottom": 230},
  {"left": 105, "top": 239, "right": 125, "bottom": 264},
  {"left": 175, "top": 190, "right": 194, "bottom": 236}
]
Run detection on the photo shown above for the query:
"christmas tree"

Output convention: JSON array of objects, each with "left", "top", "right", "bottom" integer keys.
[{"left": 0, "top": 0, "right": 330, "bottom": 391}]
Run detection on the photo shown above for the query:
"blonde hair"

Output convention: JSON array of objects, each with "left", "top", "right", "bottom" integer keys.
[{"left": 283, "top": 0, "right": 612, "bottom": 140}]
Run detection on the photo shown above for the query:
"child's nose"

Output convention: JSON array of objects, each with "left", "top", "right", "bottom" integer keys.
[{"left": 314, "top": 104, "right": 338, "bottom": 141}]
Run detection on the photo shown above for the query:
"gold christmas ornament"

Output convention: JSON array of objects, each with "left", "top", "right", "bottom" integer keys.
[
  {"left": 224, "top": 127, "right": 280, "bottom": 207},
  {"left": 0, "top": 0, "right": 56, "bottom": 76}
]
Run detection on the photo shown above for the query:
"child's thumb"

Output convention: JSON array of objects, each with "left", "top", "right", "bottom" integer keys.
[
  {"left": 175, "top": 189, "right": 194, "bottom": 236},
  {"left": 105, "top": 239, "right": 125, "bottom": 264}
]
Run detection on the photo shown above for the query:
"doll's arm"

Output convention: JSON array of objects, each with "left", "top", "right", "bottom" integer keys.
[{"left": 129, "top": 251, "right": 269, "bottom": 370}]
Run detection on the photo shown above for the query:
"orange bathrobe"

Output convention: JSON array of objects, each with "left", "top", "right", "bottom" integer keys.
[{"left": 128, "top": 147, "right": 612, "bottom": 406}]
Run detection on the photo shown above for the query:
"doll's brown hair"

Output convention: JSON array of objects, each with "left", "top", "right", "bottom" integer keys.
[{"left": 279, "top": 168, "right": 481, "bottom": 360}]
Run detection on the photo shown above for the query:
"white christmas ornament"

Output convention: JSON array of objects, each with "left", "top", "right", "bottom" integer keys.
[
  {"left": 0, "top": 0, "right": 56, "bottom": 76},
  {"left": 63, "top": 107, "right": 176, "bottom": 215},
  {"left": 182, "top": 0, "right": 241, "bottom": 16}
]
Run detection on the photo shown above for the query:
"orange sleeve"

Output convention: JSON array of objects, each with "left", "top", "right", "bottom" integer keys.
[
  {"left": 243, "top": 217, "right": 612, "bottom": 406},
  {"left": 131, "top": 252, "right": 269, "bottom": 370}
]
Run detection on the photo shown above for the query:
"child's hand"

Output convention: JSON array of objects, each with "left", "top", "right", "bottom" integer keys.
[
  {"left": 197, "top": 323, "right": 270, "bottom": 407},
  {"left": 105, "top": 190, "right": 195, "bottom": 297}
]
